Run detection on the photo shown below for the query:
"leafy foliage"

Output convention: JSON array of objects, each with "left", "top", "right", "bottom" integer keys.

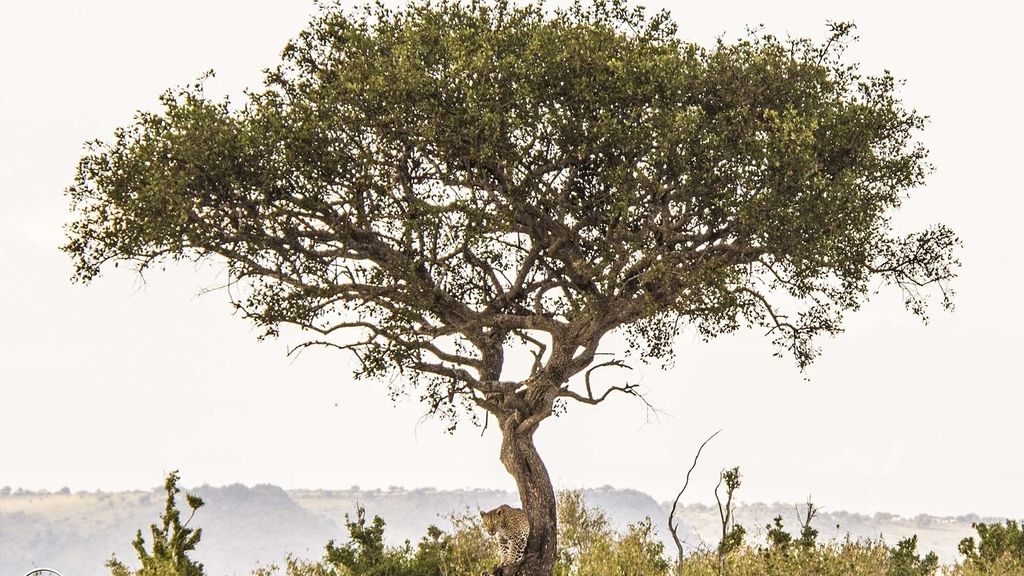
[
  {"left": 798, "top": 518, "right": 820, "bottom": 549},
  {"left": 320, "top": 505, "right": 493, "bottom": 576},
  {"left": 281, "top": 505, "right": 1024, "bottom": 576},
  {"left": 889, "top": 535, "right": 939, "bottom": 576},
  {"left": 65, "top": 0, "right": 959, "bottom": 432},
  {"left": 681, "top": 539, "right": 894, "bottom": 576},
  {"left": 734, "top": 512, "right": 941, "bottom": 576},
  {"left": 957, "top": 520, "right": 1024, "bottom": 571},
  {"left": 323, "top": 506, "right": 442, "bottom": 576},
  {"left": 552, "top": 490, "right": 668, "bottom": 576},
  {"left": 107, "top": 471, "right": 205, "bottom": 576},
  {"left": 764, "top": 516, "right": 793, "bottom": 552},
  {"left": 555, "top": 490, "right": 613, "bottom": 571},
  {"left": 325, "top": 506, "right": 405, "bottom": 575}
]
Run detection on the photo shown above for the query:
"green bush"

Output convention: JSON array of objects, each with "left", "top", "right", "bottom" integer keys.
[
  {"left": 944, "top": 553, "right": 1024, "bottom": 576},
  {"left": 250, "top": 556, "right": 344, "bottom": 576},
  {"left": 946, "top": 520, "right": 1024, "bottom": 576},
  {"left": 107, "top": 471, "right": 205, "bottom": 576},
  {"left": 555, "top": 490, "right": 614, "bottom": 573},
  {"left": 958, "top": 520, "right": 1024, "bottom": 567},
  {"left": 438, "top": 511, "right": 500, "bottom": 576},
  {"left": 678, "top": 516, "right": 940, "bottom": 576},
  {"left": 324, "top": 506, "right": 411, "bottom": 575},
  {"left": 319, "top": 505, "right": 495, "bottom": 576},
  {"left": 889, "top": 536, "right": 939, "bottom": 576},
  {"left": 247, "top": 506, "right": 494, "bottom": 576},
  {"left": 554, "top": 490, "right": 668, "bottom": 576},
  {"left": 679, "top": 539, "right": 888, "bottom": 576}
]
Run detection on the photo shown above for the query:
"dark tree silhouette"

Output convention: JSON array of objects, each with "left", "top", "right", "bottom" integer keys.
[{"left": 64, "top": 1, "right": 959, "bottom": 574}]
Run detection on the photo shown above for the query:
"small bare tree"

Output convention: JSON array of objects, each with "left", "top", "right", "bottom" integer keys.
[
  {"left": 795, "top": 496, "right": 821, "bottom": 548},
  {"left": 667, "top": 430, "right": 721, "bottom": 564}
]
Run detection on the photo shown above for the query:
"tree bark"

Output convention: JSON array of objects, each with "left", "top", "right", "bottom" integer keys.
[{"left": 498, "top": 421, "right": 557, "bottom": 576}]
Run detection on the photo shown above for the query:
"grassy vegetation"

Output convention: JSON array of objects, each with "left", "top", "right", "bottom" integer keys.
[{"left": 113, "top": 474, "right": 1024, "bottom": 576}]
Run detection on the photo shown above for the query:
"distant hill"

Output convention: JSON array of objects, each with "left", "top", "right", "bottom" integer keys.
[
  {"left": 0, "top": 485, "right": 1002, "bottom": 576},
  {"left": 0, "top": 484, "right": 335, "bottom": 576}
]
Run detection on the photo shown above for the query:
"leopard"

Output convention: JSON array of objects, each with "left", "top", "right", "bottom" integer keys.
[{"left": 480, "top": 504, "right": 530, "bottom": 571}]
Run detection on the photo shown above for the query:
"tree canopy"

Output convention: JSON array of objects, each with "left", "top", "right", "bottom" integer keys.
[
  {"left": 65, "top": 0, "right": 957, "bottom": 425},
  {"left": 66, "top": 0, "right": 956, "bottom": 427}
]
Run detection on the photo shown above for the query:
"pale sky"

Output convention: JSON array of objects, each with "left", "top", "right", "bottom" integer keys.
[{"left": 1, "top": 1, "right": 1021, "bottom": 520}]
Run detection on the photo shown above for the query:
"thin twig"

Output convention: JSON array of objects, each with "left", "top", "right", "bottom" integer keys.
[{"left": 668, "top": 429, "right": 722, "bottom": 563}]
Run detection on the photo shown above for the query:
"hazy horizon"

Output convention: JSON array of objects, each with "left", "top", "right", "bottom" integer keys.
[
  {"left": 2, "top": 0, "right": 1022, "bottom": 523},
  {"left": 0, "top": 480, "right": 1013, "bottom": 522},
  {"left": 1, "top": 482, "right": 987, "bottom": 574}
]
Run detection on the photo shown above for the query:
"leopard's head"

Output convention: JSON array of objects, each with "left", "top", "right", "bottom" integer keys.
[{"left": 480, "top": 504, "right": 509, "bottom": 535}]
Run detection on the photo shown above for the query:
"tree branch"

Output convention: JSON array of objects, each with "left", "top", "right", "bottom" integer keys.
[{"left": 668, "top": 429, "right": 722, "bottom": 563}]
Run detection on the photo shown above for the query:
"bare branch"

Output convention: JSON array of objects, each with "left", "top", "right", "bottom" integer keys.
[
  {"left": 557, "top": 384, "right": 643, "bottom": 405},
  {"left": 796, "top": 496, "right": 819, "bottom": 531},
  {"left": 412, "top": 361, "right": 481, "bottom": 387},
  {"left": 584, "top": 360, "right": 632, "bottom": 399},
  {"left": 513, "top": 329, "right": 548, "bottom": 377},
  {"left": 668, "top": 429, "right": 722, "bottom": 563},
  {"left": 556, "top": 360, "right": 643, "bottom": 406}
]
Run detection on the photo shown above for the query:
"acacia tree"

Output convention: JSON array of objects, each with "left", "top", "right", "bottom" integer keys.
[{"left": 63, "top": 1, "right": 958, "bottom": 574}]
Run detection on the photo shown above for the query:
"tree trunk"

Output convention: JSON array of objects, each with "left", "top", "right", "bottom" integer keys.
[{"left": 498, "top": 422, "right": 557, "bottom": 576}]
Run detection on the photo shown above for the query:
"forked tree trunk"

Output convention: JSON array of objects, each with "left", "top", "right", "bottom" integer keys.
[{"left": 498, "top": 423, "right": 557, "bottom": 576}]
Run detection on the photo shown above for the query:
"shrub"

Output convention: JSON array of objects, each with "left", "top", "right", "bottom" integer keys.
[
  {"left": 107, "top": 471, "right": 205, "bottom": 576},
  {"left": 678, "top": 515, "right": 939, "bottom": 576},
  {"left": 554, "top": 490, "right": 668, "bottom": 576},
  {"left": 555, "top": 490, "right": 614, "bottom": 573},
  {"left": 947, "top": 520, "right": 1024, "bottom": 575},
  {"left": 889, "top": 535, "right": 939, "bottom": 576},
  {"left": 679, "top": 538, "right": 896, "bottom": 576},
  {"left": 437, "top": 511, "right": 498, "bottom": 576},
  {"left": 958, "top": 520, "right": 1024, "bottom": 567},
  {"left": 325, "top": 506, "right": 410, "bottom": 575},
  {"left": 276, "top": 505, "right": 495, "bottom": 576},
  {"left": 323, "top": 505, "right": 494, "bottom": 576}
]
